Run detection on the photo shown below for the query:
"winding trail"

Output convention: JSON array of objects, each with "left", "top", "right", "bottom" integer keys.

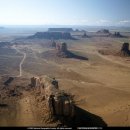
[
  {"left": 19, "top": 52, "right": 26, "bottom": 77},
  {"left": 12, "top": 45, "right": 27, "bottom": 77}
]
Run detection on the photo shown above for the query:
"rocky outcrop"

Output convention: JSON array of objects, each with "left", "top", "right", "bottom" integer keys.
[
  {"left": 51, "top": 41, "right": 56, "bottom": 48},
  {"left": 75, "top": 29, "right": 79, "bottom": 32},
  {"left": 114, "top": 32, "right": 122, "bottom": 37},
  {"left": 28, "top": 32, "right": 74, "bottom": 40},
  {"left": 31, "top": 77, "right": 41, "bottom": 88},
  {"left": 110, "top": 32, "right": 126, "bottom": 38},
  {"left": 120, "top": 42, "right": 130, "bottom": 56},
  {"left": 47, "top": 91, "right": 75, "bottom": 117},
  {"left": 56, "top": 42, "right": 88, "bottom": 60},
  {"left": 82, "top": 32, "right": 89, "bottom": 38},
  {"left": 30, "top": 76, "right": 75, "bottom": 118},
  {"left": 40, "top": 42, "right": 88, "bottom": 60},
  {"left": 7, "top": 88, "right": 22, "bottom": 97},
  {"left": 4, "top": 77, "right": 14, "bottom": 86},
  {"left": 97, "top": 29, "right": 110, "bottom": 34},
  {"left": 56, "top": 42, "right": 68, "bottom": 58}
]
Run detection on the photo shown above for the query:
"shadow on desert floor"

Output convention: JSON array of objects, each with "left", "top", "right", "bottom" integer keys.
[{"left": 57, "top": 106, "right": 107, "bottom": 127}]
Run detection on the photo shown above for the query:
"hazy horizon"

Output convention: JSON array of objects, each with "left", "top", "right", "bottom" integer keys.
[{"left": 0, "top": 0, "right": 130, "bottom": 27}]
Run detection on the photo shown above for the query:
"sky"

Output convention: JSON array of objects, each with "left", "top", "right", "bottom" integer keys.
[{"left": 0, "top": 0, "right": 130, "bottom": 26}]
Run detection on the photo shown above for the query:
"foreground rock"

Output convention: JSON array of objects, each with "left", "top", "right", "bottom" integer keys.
[{"left": 31, "top": 76, "right": 75, "bottom": 119}]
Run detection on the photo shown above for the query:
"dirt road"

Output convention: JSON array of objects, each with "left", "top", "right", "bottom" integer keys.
[{"left": 12, "top": 45, "right": 27, "bottom": 77}]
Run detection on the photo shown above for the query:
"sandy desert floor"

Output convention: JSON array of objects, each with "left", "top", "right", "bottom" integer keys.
[{"left": 0, "top": 33, "right": 130, "bottom": 127}]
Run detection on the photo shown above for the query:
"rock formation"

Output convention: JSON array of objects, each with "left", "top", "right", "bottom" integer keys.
[
  {"left": 82, "top": 32, "right": 89, "bottom": 38},
  {"left": 58, "top": 42, "right": 67, "bottom": 52},
  {"left": 56, "top": 42, "right": 68, "bottom": 58},
  {"left": 120, "top": 42, "right": 130, "bottom": 56},
  {"left": 28, "top": 32, "right": 74, "bottom": 40},
  {"left": 51, "top": 40, "right": 56, "bottom": 48},
  {"left": 31, "top": 77, "right": 41, "bottom": 88},
  {"left": 56, "top": 42, "right": 88, "bottom": 60},
  {"left": 97, "top": 29, "right": 110, "bottom": 34},
  {"left": 110, "top": 32, "right": 125, "bottom": 38},
  {"left": 4, "top": 77, "right": 14, "bottom": 86},
  {"left": 114, "top": 32, "right": 122, "bottom": 37},
  {"left": 40, "top": 41, "right": 88, "bottom": 60},
  {"left": 75, "top": 29, "right": 79, "bottom": 32},
  {"left": 7, "top": 88, "right": 22, "bottom": 97},
  {"left": 30, "top": 76, "right": 75, "bottom": 118}
]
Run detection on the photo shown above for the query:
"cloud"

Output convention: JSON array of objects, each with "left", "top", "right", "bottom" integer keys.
[
  {"left": 119, "top": 20, "right": 130, "bottom": 24},
  {"left": 117, "top": 20, "right": 130, "bottom": 26}
]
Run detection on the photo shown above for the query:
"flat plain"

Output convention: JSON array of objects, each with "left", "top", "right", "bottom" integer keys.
[{"left": 0, "top": 28, "right": 130, "bottom": 126}]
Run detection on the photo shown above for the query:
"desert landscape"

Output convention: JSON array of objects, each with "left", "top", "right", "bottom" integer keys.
[{"left": 0, "top": 27, "right": 130, "bottom": 127}]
